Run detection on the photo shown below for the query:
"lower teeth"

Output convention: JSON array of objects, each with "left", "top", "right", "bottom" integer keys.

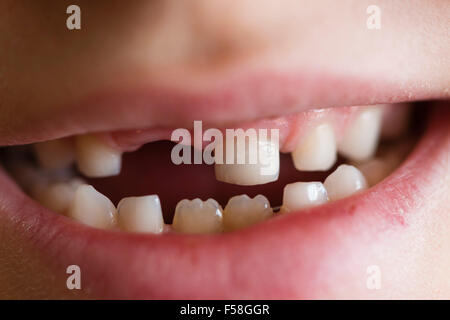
[
  {"left": 117, "top": 195, "right": 165, "bottom": 233},
  {"left": 281, "top": 182, "right": 328, "bottom": 213},
  {"left": 223, "top": 195, "right": 273, "bottom": 232},
  {"left": 67, "top": 184, "right": 117, "bottom": 229},
  {"left": 3, "top": 140, "right": 412, "bottom": 234},
  {"left": 172, "top": 198, "right": 224, "bottom": 234}
]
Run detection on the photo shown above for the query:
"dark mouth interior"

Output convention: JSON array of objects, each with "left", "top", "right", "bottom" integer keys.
[{"left": 87, "top": 142, "right": 344, "bottom": 222}]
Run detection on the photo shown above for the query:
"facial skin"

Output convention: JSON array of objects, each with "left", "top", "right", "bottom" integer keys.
[{"left": 0, "top": 1, "right": 449, "bottom": 299}]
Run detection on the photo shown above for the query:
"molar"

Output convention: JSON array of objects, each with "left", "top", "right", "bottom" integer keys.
[
  {"left": 33, "top": 179, "right": 81, "bottom": 214},
  {"left": 33, "top": 138, "right": 75, "bottom": 170},
  {"left": 353, "top": 158, "right": 394, "bottom": 186}
]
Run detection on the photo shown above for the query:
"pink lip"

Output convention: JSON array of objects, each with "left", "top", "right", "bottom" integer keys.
[
  {"left": 4, "top": 70, "right": 445, "bottom": 146},
  {"left": 1, "top": 105, "right": 448, "bottom": 299}
]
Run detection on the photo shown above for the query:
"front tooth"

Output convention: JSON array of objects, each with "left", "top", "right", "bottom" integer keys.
[
  {"left": 172, "top": 198, "right": 223, "bottom": 234},
  {"left": 338, "top": 107, "right": 383, "bottom": 162},
  {"left": 324, "top": 165, "right": 368, "bottom": 201},
  {"left": 75, "top": 134, "right": 122, "bottom": 177},
  {"left": 33, "top": 138, "right": 75, "bottom": 170},
  {"left": 215, "top": 134, "right": 279, "bottom": 185},
  {"left": 223, "top": 194, "right": 273, "bottom": 231},
  {"left": 117, "top": 195, "right": 164, "bottom": 234},
  {"left": 281, "top": 182, "right": 328, "bottom": 213},
  {"left": 33, "top": 180, "right": 80, "bottom": 214},
  {"left": 292, "top": 123, "right": 337, "bottom": 171},
  {"left": 67, "top": 184, "right": 117, "bottom": 229}
]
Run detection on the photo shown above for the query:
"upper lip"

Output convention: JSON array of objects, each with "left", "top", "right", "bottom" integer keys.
[
  {"left": 2, "top": 70, "right": 447, "bottom": 146},
  {"left": 0, "top": 104, "right": 448, "bottom": 299}
]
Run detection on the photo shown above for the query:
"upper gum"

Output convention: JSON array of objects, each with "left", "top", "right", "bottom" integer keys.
[{"left": 99, "top": 104, "right": 390, "bottom": 154}]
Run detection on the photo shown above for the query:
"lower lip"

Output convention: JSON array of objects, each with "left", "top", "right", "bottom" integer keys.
[{"left": 0, "top": 106, "right": 448, "bottom": 299}]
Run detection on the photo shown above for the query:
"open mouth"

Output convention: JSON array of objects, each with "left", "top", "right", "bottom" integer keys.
[
  {"left": 3, "top": 103, "right": 420, "bottom": 230},
  {"left": 0, "top": 78, "right": 449, "bottom": 298}
]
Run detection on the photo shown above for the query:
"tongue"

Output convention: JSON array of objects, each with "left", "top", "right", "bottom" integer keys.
[{"left": 87, "top": 141, "right": 337, "bottom": 222}]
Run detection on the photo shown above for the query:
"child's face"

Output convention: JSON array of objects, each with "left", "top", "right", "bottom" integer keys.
[{"left": 0, "top": 0, "right": 449, "bottom": 299}]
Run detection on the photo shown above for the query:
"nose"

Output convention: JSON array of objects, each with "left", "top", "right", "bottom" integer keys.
[{"left": 128, "top": 0, "right": 291, "bottom": 67}]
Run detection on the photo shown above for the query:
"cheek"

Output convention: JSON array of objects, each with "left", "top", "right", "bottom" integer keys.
[
  {"left": 299, "top": 177, "right": 450, "bottom": 299},
  {"left": 361, "top": 191, "right": 450, "bottom": 299},
  {"left": 0, "top": 214, "right": 88, "bottom": 299}
]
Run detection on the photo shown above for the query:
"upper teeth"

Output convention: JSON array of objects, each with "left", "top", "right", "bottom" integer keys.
[
  {"left": 117, "top": 195, "right": 165, "bottom": 234},
  {"left": 8, "top": 163, "right": 50, "bottom": 193},
  {"left": 281, "top": 182, "right": 329, "bottom": 213},
  {"left": 67, "top": 184, "right": 117, "bottom": 229},
  {"left": 337, "top": 107, "right": 383, "bottom": 162},
  {"left": 172, "top": 198, "right": 223, "bottom": 234},
  {"left": 75, "top": 134, "right": 122, "bottom": 178},
  {"left": 215, "top": 133, "right": 279, "bottom": 186},
  {"left": 323, "top": 164, "right": 368, "bottom": 201},
  {"left": 352, "top": 138, "right": 411, "bottom": 187},
  {"left": 223, "top": 194, "right": 273, "bottom": 231},
  {"left": 291, "top": 123, "right": 337, "bottom": 172},
  {"left": 33, "top": 138, "right": 75, "bottom": 170}
]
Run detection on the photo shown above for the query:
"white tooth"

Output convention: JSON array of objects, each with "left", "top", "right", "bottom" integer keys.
[
  {"left": 281, "top": 182, "right": 328, "bottom": 213},
  {"left": 69, "top": 177, "right": 87, "bottom": 189},
  {"left": 292, "top": 123, "right": 337, "bottom": 171},
  {"left": 353, "top": 140, "right": 410, "bottom": 187},
  {"left": 354, "top": 158, "right": 393, "bottom": 186},
  {"left": 324, "top": 165, "right": 368, "bottom": 201},
  {"left": 41, "top": 167, "right": 76, "bottom": 183},
  {"left": 117, "top": 195, "right": 164, "bottom": 234},
  {"left": 172, "top": 198, "right": 223, "bottom": 234},
  {"left": 223, "top": 194, "right": 273, "bottom": 231},
  {"left": 9, "top": 163, "right": 49, "bottom": 192},
  {"left": 67, "top": 184, "right": 117, "bottom": 229},
  {"left": 338, "top": 107, "right": 383, "bottom": 162},
  {"left": 75, "top": 134, "right": 122, "bottom": 177},
  {"left": 33, "top": 181, "right": 78, "bottom": 214},
  {"left": 215, "top": 134, "right": 279, "bottom": 185},
  {"left": 33, "top": 138, "right": 75, "bottom": 169}
]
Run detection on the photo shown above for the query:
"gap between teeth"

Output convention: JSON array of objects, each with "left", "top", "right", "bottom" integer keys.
[{"left": 28, "top": 163, "right": 369, "bottom": 233}]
